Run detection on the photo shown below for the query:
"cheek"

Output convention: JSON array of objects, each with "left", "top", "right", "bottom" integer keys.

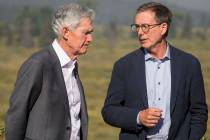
[
  {"left": 149, "top": 32, "right": 161, "bottom": 42},
  {"left": 78, "top": 35, "right": 87, "bottom": 45},
  {"left": 72, "top": 36, "right": 86, "bottom": 49}
]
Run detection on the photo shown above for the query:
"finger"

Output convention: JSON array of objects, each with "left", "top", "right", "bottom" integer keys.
[
  {"left": 147, "top": 115, "right": 161, "bottom": 120},
  {"left": 148, "top": 110, "right": 162, "bottom": 117},
  {"left": 140, "top": 118, "right": 159, "bottom": 127},
  {"left": 149, "top": 107, "right": 162, "bottom": 112},
  {"left": 152, "top": 112, "right": 162, "bottom": 117},
  {"left": 144, "top": 120, "right": 159, "bottom": 127},
  {"left": 147, "top": 119, "right": 159, "bottom": 124}
]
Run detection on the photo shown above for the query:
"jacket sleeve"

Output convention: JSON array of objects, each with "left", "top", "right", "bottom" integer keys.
[
  {"left": 101, "top": 61, "right": 140, "bottom": 132},
  {"left": 5, "top": 58, "right": 43, "bottom": 140},
  {"left": 189, "top": 58, "right": 208, "bottom": 140}
]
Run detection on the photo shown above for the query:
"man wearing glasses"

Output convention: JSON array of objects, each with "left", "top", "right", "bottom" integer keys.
[{"left": 102, "top": 2, "right": 207, "bottom": 140}]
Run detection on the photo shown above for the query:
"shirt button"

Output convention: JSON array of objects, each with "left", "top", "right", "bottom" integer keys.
[
  {"left": 158, "top": 98, "right": 161, "bottom": 100},
  {"left": 158, "top": 82, "right": 160, "bottom": 85},
  {"left": 158, "top": 66, "right": 160, "bottom": 69},
  {"left": 74, "top": 113, "right": 79, "bottom": 119},
  {"left": 66, "top": 126, "right": 71, "bottom": 130}
]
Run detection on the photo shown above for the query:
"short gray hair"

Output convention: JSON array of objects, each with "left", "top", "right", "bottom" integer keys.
[{"left": 52, "top": 3, "right": 95, "bottom": 36}]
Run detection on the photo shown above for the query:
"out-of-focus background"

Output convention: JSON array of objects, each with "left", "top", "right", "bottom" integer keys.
[{"left": 0, "top": 0, "right": 210, "bottom": 139}]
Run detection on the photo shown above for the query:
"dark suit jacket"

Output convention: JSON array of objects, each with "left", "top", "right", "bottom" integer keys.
[
  {"left": 102, "top": 45, "right": 208, "bottom": 140},
  {"left": 5, "top": 46, "right": 88, "bottom": 140}
]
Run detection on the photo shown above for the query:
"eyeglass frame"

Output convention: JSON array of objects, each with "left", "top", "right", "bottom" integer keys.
[{"left": 130, "top": 23, "right": 162, "bottom": 33}]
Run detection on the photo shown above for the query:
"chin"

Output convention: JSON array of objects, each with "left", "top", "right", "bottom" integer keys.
[
  {"left": 79, "top": 49, "right": 87, "bottom": 55},
  {"left": 141, "top": 43, "right": 151, "bottom": 49}
]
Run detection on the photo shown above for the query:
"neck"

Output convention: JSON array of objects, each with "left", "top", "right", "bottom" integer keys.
[
  {"left": 147, "top": 39, "right": 167, "bottom": 59},
  {"left": 57, "top": 38, "right": 77, "bottom": 61}
]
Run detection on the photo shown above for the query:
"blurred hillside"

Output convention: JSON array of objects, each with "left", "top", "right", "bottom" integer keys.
[
  {"left": 0, "top": 0, "right": 210, "bottom": 25},
  {"left": 0, "top": 0, "right": 209, "bottom": 48}
]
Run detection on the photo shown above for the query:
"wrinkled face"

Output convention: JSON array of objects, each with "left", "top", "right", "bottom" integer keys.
[
  {"left": 135, "top": 10, "right": 167, "bottom": 49},
  {"left": 64, "top": 17, "right": 93, "bottom": 55}
]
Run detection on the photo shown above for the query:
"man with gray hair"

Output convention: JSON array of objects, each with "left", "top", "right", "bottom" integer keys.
[{"left": 6, "top": 3, "right": 95, "bottom": 140}]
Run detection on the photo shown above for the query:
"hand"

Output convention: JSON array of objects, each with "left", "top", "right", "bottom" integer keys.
[{"left": 138, "top": 107, "right": 162, "bottom": 128}]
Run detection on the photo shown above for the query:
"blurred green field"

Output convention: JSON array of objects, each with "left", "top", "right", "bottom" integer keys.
[{"left": 0, "top": 28, "right": 210, "bottom": 139}]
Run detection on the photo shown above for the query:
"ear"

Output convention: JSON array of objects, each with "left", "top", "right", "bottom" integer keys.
[
  {"left": 62, "top": 26, "right": 69, "bottom": 40},
  {"left": 161, "top": 23, "right": 168, "bottom": 36}
]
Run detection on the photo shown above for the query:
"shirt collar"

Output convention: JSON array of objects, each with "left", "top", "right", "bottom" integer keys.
[
  {"left": 144, "top": 42, "right": 171, "bottom": 61},
  {"left": 52, "top": 39, "right": 76, "bottom": 68}
]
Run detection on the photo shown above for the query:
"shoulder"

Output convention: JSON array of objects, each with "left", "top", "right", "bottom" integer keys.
[
  {"left": 25, "top": 46, "right": 54, "bottom": 65},
  {"left": 170, "top": 45, "right": 201, "bottom": 67},
  {"left": 115, "top": 48, "right": 143, "bottom": 66},
  {"left": 30, "top": 46, "right": 52, "bottom": 63},
  {"left": 18, "top": 46, "right": 54, "bottom": 74}
]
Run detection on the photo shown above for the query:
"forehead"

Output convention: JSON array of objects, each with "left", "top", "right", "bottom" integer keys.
[
  {"left": 77, "top": 17, "right": 93, "bottom": 30},
  {"left": 135, "top": 10, "right": 156, "bottom": 24}
]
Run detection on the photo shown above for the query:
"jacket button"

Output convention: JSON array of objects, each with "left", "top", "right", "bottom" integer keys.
[{"left": 66, "top": 126, "right": 71, "bottom": 130}]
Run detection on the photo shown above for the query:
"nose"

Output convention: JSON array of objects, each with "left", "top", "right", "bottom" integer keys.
[
  {"left": 137, "top": 27, "right": 144, "bottom": 36},
  {"left": 86, "top": 34, "right": 93, "bottom": 43}
]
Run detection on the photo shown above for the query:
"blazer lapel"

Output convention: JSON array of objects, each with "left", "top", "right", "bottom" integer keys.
[
  {"left": 75, "top": 67, "right": 88, "bottom": 140},
  {"left": 75, "top": 74, "right": 88, "bottom": 124},
  {"left": 170, "top": 46, "right": 182, "bottom": 115},
  {"left": 134, "top": 48, "right": 148, "bottom": 108},
  {"left": 48, "top": 46, "right": 70, "bottom": 117}
]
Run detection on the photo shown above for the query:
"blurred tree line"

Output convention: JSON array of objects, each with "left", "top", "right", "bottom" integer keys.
[
  {"left": 0, "top": 0, "right": 97, "bottom": 48},
  {"left": 0, "top": 1, "right": 209, "bottom": 48},
  {"left": 0, "top": 6, "right": 54, "bottom": 48},
  {"left": 105, "top": 11, "right": 209, "bottom": 48}
]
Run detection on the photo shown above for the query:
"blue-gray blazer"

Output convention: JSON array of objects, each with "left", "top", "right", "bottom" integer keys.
[{"left": 6, "top": 46, "right": 88, "bottom": 140}]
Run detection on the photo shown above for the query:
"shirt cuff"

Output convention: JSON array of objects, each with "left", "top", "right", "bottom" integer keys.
[{"left": 137, "top": 111, "right": 142, "bottom": 127}]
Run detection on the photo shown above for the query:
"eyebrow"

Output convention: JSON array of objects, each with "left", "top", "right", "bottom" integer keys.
[{"left": 86, "top": 29, "right": 94, "bottom": 33}]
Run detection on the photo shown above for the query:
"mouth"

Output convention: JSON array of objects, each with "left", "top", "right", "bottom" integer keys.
[
  {"left": 81, "top": 44, "right": 90, "bottom": 49},
  {"left": 139, "top": 38, "right": 148, "bottom": 43},
  {"left": 84, "top": 44, "right": 89, "bottom": 47}
]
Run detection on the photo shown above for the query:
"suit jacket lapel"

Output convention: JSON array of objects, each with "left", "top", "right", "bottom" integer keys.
[
  {"left": 76, "top": 74, "right": 88, "bottom": 124},
  {"left": 75, "top": 69, "right": 88, "bottom": 140},
  {"left": 73, "top": 63, "right": 88, "bottom": 124},
  {"left": 48, "top": 46, "right": 70, "bottom": 117},
  {"left": 134, "top": 48, "right": 148, "bottom": 108},
  {"left": 170, "top": 46, "right": 182, "bottom": 115}
]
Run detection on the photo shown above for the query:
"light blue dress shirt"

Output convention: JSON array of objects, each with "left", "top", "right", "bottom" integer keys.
[{"left": 145, "top": 45, "right": 171, "bottom": 140}]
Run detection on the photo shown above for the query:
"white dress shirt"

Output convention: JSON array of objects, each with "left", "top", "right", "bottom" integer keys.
[{"left": 52, "top": 39, "right": 81, "bottom": 140}]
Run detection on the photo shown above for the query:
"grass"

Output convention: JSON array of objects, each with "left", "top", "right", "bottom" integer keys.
[{"left": 0, "top": 31, "right": 210, "bottom": 139}]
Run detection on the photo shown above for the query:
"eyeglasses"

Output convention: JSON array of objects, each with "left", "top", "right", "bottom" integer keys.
[{"left": 130, "top": 23, "right": 162, "bottom": 33}]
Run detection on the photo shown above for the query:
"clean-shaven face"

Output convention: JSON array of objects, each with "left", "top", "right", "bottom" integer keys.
[
  {"left": 135, "top": 10, "right": 164, "bottom": 49},
  {"left": 66, "top": 17, "right": 94, "bottom": 55}
]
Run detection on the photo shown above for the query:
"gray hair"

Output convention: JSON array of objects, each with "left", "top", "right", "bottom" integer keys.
[{"left": 52, "top": 3, "right": 95, "bottom": 36}]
